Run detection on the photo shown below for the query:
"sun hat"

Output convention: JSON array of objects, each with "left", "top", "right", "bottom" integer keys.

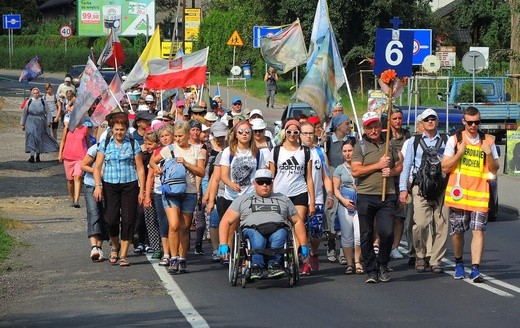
[
  {"left": 204, "top": 112, "right": 218, "bottom": 122},
  {"left": 250, "top": 118, "right": 267, "bottom": 130},
  {"left": 210, "top": 122, "right": 228, "bottom": 137}
]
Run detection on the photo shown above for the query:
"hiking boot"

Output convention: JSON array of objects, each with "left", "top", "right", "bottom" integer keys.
[
  {"left": 300, "top": 262, "right": 311, "bottom": 276},
  {"left": 250, "top": 264, "right": 263, "bottom": 280},
  {"left": 194, "top": 243, "right": 204, "bottom": 255},
  {"left": 268, "top": 263, "right": 285, "bottom": 278},
  {"left": 454, "top": 262, "right": 465, "bottom": 280},
  {"left": 390, "top": 248, "right": 403, "bottom": 259},
  {"left": 365, "top": 272, "right": 379, "bottom": 284},
  {"left": 469, "top": 267, "right": 484, "bottom": 283},
  {"left": 309, "top": 254, "right": 319, "bottom": 271},
  {"left": 378, "top": 265, "right": 390, "bottom": 282}
]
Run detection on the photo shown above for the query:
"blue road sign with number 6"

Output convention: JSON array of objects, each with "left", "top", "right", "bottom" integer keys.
[{"left": 374, "top": 28, "right": 414, "bottom": 77}]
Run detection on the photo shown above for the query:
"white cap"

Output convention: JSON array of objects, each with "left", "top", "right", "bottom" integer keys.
[
  {"left": 137, "top": 104, "right": 149, "bottom": 112},
  {"left": 421, "top": 108, "right": 438, "bottom": 119},
  {"left": 156, "top": 110, "right": 167, "bottom": 119},
  {"left": 145, "top": 95, "right": 155, "bottom": 102},
  {"left": 64, "top": 77, "right": 71, "bottom": 82},
  {"left": 250, "top": 118, "right": 267, "bottom": 130},
  {"left": 254, "top": 169, "right": 273, "bottom": 179},
  {"left": 362, "top": 111, "right": 380, "bottom": 126},
  {"left": 201, "top": 124, "right": 210, "bottom": 132},
  {"left": 249, "top": 109, "right": 263, "bottom": 118}
]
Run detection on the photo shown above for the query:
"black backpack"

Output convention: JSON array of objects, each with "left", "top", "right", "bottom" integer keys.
[
  {"left": 273, "top": 145, "right": 311, "bottom": 177},
  {"left": 413, "top": 134, "right": 447, "bottom": 200}
]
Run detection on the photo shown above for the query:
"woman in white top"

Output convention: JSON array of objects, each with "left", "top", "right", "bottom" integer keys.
[
  {"left": 150, "top": 121, "right": 205, "bottom": 274},
  {"left": 269, "top": 119, "right": 315, "bottom": 225}
]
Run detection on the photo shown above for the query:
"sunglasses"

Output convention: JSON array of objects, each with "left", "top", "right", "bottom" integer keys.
[
  {"left": 237, "top": 129, "right": 251, "bottom": 135},
  {"left": 233, "top": 102, "right": 242, "bottom": 106},
  {"left": 423, "top": 117, "right": 437, "bottom": 122},
  {"left": 465, "top": 119, "right": 480, "bottom": 126},
  {"left": 161, "top": 118, "right": 172, "bottom": 122},
  {"left": 286, "top": 130, "right": 300, "bottom": 136},
  {"left": 253, "top": 129, "right": 265, "bottom": 134},
  {"left": 255, "top": 179, "right": 273, "bottom": 186}
]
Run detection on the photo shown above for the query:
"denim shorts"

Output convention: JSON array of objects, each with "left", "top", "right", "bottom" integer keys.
[{"left": 162, "top": 193, "right": 198, "bottom": 213}]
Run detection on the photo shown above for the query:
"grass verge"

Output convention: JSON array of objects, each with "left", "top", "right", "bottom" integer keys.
[{"left": 0, "top": 217, "right": 17, "bottom": 263}]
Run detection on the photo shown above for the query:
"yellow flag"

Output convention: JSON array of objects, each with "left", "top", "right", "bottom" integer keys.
[{"left": 121, "top": 26, "right": 161, "bottom": 90}]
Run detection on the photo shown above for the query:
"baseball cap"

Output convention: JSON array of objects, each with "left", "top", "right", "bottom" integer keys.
[
  {"left": 64, "top": 77, "right": 71, "bottom": 82},
  {"left": 250, "top": 118, "right": 267, "bottom": 130},
  {"left": 204, "top": 112, "right": 218, "bottom": 122},
  {"left": 210, "top": 121, "right": 228, "bottom": 137},
  {"left": 135, "top": 111, "right": 155, "bottom": 122},
  {"left": 307, "top": 116, "right": 321, "bottom": 126},
  {"left": 176, "top": 100, "right": 185, "bottom": 107},
  {"left": 362, "top": 111, "right": 380, "bottom": 126},
  {"left": 421, "top": 108, "right": 438, "bottom": 119},
  {"left": 210, "top": 100, "right": 218, "bottom": 108},
  {"left": 254, "top": 169, "right": 273, "bottom": 180},
  {"left": 249, "top": 109, "right": 263, "bottom": 118},
  {"left": 145, "top": 95, "right": 155, "bottom": 103},
  {"left": 232, "top": 97, "right": 241, "bottom": 104}
]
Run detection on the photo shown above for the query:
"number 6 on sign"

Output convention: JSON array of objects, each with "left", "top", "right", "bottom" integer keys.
[{"left": 374, "top": 28, "right": 414, "bottom": 77}]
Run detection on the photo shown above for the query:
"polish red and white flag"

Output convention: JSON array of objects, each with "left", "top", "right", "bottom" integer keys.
[
  {"left": 97, "top": 28, "right": 125, "bottom": 69},
  {"left": 146, "top": 47, "right": 209, "bottom": 90}
]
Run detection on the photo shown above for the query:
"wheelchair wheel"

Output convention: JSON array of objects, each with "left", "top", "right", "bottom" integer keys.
[{"left": 229, "top": 231, "right": 240, "bottom": 286}]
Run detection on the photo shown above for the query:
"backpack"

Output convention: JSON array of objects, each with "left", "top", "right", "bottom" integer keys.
[
  {"left": 273, "top": 145, "right": 311, "bottom": 177},
  {"left": 159, "top": 145, "right": 187, "bottom": 196},
  {"left": 23, "top": 97, "right": 46, "bottom": 110},
  {"left": 413, "top": 134, "right": 447, "bottom": 200}
]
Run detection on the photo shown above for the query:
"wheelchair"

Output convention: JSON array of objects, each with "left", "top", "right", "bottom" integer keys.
[{"left": 228, "top": 225, "right": 300, "bottom": 288}]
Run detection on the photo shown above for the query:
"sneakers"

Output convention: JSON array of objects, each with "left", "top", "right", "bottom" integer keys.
[
  {"left": 221, "top": 253, "right": 230, "bottom": 265},
  {"left": 268, "top": 263, "right": 285, "bottom": 278},
  {"left": 90, "top": 247, "right": 101, "bottom": 261},
  {"left": 365, "top": 272, "right": 379, "bottom": 284},
  {"left": 145, "top": 245, "right": 154, "bottom": 253},
  {"left": 301, "top": 262, "right": 311, "bottom": 276},
  {"left": 469, "top": 267, "right": 484, "bottom": 283},
  {"left": 212, "top": 250, "right": 220, "bottom": 262},
  {"left": 309, "top": 254, "right": 319, "bottom": 271},
  {"left": 250, "top": 264, "right": 263, "bottom": 280},
  {"left": 152, "top": 250, "right": 162, "bottom": 259},
  {"left": 326, "top": 248, "right": 337, "bottom": 263},
  {"left": 134, "top": 244, "right": 145, "bottom": 254},
  {"left": 454, "top": 262, "right": 465, "bottom": 280},
  {"left": 178, "top": 259, "right": 189, "bottom": 273},
  {"left": 378, "top": 265, "right": 390, "bottom": 282},
  {"left": 168, "top": 258, "right": 179, "bottom": 273},
  {"left": 338, "top": 249, "right": 347, "bottom": 265},
  {"left": 390, "top": 248, "right": 403, "bottom": 259},
  {"left": 159, "top": 256, "right": 170, "bottom": 266},
  {"left": 194, "top": 243, "right": 205, "bottom": 255}
]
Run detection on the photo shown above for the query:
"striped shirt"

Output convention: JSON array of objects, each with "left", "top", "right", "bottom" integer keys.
[{"left": 98, "top": 135, "right": 141, "bottom": 184}]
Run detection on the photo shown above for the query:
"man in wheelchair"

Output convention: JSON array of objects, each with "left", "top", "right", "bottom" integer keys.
[{"left": 219, "top": 169, "right": 308, "bottom": 279}]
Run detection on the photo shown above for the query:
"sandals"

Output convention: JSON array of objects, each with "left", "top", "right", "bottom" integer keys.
[
  {"left": 345, "top": 265, "right": 354, "bottom": 275},
  {"left": 416, "top": 258, "right": 427, "bottom": 273},
  {"left": 109, "top": 248, "right": 120, "bottom": 264},
  {"left": 355, "top": 262, "right": 365, "bottom": 275},
  {"left": 119, "top": 257, "right": 130, "bottom": 267}
]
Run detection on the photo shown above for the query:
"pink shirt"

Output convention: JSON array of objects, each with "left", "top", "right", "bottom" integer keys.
[{"left": 63, "top": 125, "right": 89, "bottom": 160}]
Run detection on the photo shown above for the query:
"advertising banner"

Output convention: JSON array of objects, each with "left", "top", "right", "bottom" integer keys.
[
  {"left": 506, "top": 130, "right": 520, "bottom": 175},
  {"left": 184, "top": 8, "right": 201, "bottom": 41},
  {"left": 77, "top": 0, "right": 155, "bottom": 36}
]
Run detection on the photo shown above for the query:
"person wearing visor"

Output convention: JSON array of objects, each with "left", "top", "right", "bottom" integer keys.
[{"left": 218, "top": 169, "right": 308, "bottom": 279}]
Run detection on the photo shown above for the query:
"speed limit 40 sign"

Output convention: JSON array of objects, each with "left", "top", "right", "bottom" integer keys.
[
  {"left": 60, "top": 25, "right": 73, "bottom": 38},
  {"left": 374, "top": 28, "right": 414, "bottom": 77}
]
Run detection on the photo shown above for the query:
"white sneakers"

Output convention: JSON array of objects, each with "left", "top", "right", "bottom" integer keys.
[{"left": 90, "top": 247, "right": 104, "bottom": 262}]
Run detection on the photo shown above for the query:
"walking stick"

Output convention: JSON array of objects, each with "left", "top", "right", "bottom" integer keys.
[{"left": 382, "top": 88, "right": 393, "bottom": 201}]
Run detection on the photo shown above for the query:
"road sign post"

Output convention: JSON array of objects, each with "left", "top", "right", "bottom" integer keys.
[
  {"left": 226, "top": 30, "right": 244, "bottom": 70},
  {"left": 3, "top": 14, "right": 22, "bottom": 69},
  {"left": 60, "top": 25, "right": 73, "bottom": 53}
]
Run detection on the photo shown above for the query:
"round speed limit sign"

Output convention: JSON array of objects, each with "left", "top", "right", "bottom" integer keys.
[{"left": 59, "top": 25, "right": 73, "bottom": 38}]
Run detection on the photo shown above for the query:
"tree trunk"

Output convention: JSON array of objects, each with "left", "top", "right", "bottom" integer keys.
[{"left": 510, "top": 0, "right": 520, "bottom": 101}]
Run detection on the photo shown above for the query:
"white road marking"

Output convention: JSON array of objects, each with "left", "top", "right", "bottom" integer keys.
[
  {"left": 398, "top": 244, "right": 518, "bottom": 298},
  {"left": 147, "top": 255, "right": 210, "bottom": 328}
]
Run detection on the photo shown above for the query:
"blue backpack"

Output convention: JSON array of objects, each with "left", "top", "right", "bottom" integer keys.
[{"left": 159, "top": 145, "right": 187, "bottom": 196}]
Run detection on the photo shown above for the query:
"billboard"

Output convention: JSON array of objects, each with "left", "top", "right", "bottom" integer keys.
[
  {"left": 184, "top": 8, "right": 201, "bottom": 41},
  {"left": 77, "top": 0, "right": 155, "bottom": 36}
]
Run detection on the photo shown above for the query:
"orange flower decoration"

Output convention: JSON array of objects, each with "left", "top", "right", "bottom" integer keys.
[{"left": 380, "top": 69, "right": 397, "bottom": 84}]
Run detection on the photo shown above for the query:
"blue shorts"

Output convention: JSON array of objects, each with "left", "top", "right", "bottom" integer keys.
[
  {"left": 305, "top": 204, "right": 325, "bottom": 238},
  {"left": 162, "top": 193, "right": 198, "bottom": 213}
]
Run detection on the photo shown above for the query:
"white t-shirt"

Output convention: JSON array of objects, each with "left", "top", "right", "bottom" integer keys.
[
  {"left": 159, "top": 143, "right": 204, "bottom": 194},
  {"left": 310, "top": 147, "right": 325, "bottom": 204},
  {"left": 443, "top": 132, "right": 499, "bottom": 159},
  {"left": 269, "top": 146, "right": 308, "bottom": 197},
  {"left": 220, "top": 146, "right": 267, "bottom": 200}
]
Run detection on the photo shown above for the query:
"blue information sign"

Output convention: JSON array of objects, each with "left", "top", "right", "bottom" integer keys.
[
  {"left": 253, "top": 26, "right": 283, "bottom": 48},
  {"left": 374, "top": 28, "right": 414, "bottom": 77},
  {"left": 402, "top": 29, "right": 432, "bottom": 65},
  {"left": 3, "top": 14, "right": 21, "bottom": 29}
]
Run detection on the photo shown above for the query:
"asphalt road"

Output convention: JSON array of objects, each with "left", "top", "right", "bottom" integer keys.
[{"left": 1, "top": 69, "right": 520, "bottom": 327}]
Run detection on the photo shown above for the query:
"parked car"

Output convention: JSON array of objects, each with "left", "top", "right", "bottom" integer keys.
[{"left": 275, "top": 102, "right": 316, "bottom": 135}]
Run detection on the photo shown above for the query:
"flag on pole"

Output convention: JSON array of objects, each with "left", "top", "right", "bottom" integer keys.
[
  {"left": 214, "top": 83, "right": 221, "bottom": 98},
  {"left": 292, "top": 29, "right": 340, "bottom": 118},
  {"left": 146, "top": 47, "right": 209, "bottom": 91},
  {"left": 175, "top": 47, "right": 184, "bottom": 59},
  {"left": 90, "top": 74, "right": 124, "bottom": 126},
  {"left": 307, "top": 0, "right": 345, "bottom": 90},
  {"left": 68, "top": 58, "right": 109, "bottom": 131},
  {"left": 97, "top": 28, "right": 125, "bottom": 69},
  {"left": 19, "top": 56, "right": 43, "bottom": 83},
  {"left": 260, "top": 20, "right": 307, "bottom": 73},
  {"left": 121, "top": 26, "right": 161, "bottom": 90}
]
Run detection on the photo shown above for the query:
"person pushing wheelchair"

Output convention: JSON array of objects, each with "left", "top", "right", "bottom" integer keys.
[{"left": 219, "top": 169, "right": 309, "bottom": 279}]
